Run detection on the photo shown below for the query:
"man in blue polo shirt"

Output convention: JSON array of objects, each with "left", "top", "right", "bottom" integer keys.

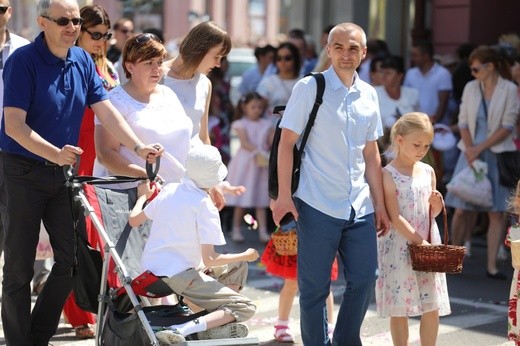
[
  {"left": 0, "top": 0, "right": 163, "bottom": 344},
  {"left": 271, "top": 22, "right": 390, "bottom": 345}
]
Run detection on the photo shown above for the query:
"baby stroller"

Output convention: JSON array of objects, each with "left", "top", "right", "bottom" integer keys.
[{"left": 64, "top": 161, "right": 258, "bottom": 345}]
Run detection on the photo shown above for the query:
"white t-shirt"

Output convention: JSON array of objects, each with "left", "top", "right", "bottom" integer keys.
[
  {"left": 375, "top": 85, "right": 420, "bottom": 129},
  {"left": 142, "top": 179, "right": 226, "bottom": 277},
  {"left": 257, "top": 74, "right": 298, "bottom": 116},
  {"left": 163, "top": 72, "right": 210, "bottom": 140},
  {"left": 93, "top": 84, "right": 193, "bottom": 184},
  {"left": 404, "top": 63, "right": 452, "bottom": 116}
]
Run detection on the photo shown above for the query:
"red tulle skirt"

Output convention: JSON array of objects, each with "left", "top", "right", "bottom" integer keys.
[{"left": 261, "top": 238, "right": 339, "bottom": 281}]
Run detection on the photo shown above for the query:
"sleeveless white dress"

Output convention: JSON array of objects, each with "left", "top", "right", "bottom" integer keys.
[{"left": 376, "top": 162, "right": 451, "bottom": 317}]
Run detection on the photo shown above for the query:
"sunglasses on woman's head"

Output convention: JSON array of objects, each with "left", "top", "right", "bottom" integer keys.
[
  {"left": 0, "top": 6, "right": 9, "bottom": 14},
  {"left": 83, "top": 28, "right": 112, "bottom": 41},
  {"left": 42, "top": 15, "right": 83, "bottom": 27},
  {"left": 135, "top": 33, "right": 162, "bottom": 44}
]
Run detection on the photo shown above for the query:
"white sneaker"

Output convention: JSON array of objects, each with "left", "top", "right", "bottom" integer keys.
[
  {"left": 155, "top": 329, "right": 186, "bottom": 345},
  {"left": 197, "top": 322, "right": 249, "bottom": 340}
]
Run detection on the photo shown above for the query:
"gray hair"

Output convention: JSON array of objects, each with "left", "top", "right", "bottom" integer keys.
[
  {"left": 37, "top": 0, "right": 52, "bottom": 16},
  {"left": 37, "top": 0, "right": 79, "bottom": 16}
]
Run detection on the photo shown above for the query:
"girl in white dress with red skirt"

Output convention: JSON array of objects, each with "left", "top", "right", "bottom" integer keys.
[{"left": 377, "top": 112, "right": 451, "bottom": 346}]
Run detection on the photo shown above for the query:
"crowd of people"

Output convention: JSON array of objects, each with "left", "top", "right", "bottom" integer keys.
[{"left": 1, "top": 0, "right": 520, "bottom": 345}]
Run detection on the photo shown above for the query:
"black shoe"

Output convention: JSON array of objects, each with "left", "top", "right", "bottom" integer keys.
[{"left": 486, "top": 271, "right": 507, "bottom": 280}]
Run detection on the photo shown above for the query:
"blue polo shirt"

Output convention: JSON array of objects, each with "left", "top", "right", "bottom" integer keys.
[{"left": 1, "top": 32, "right": 107, "bottom": 161}]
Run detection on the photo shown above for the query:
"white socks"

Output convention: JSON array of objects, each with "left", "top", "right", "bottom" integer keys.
[{"left": 169, "top": 318, "right": 208, "bottom": 336}]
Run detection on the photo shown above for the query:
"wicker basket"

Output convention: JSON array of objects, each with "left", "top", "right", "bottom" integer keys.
[
  {"left": 408, "top": 205, "right": 466, "bottom": 274},
  {"left": 271, "top": 228, "right": 298, "bottom": 256}
]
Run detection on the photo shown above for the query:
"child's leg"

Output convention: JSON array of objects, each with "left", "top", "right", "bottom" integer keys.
[
  {"left": 326, "top": 290, "right": 335, "bottom": 324},
  {"left": 274, "top": 279, "right": 298, "bottom": 342},
  {"left": 326, "top": 290, "right": 335, "bottom": 338},
  {"left": 390, "top": 316, "right": 409, "bottom": 346},
  {"left": 255, "top": 207, "right": 270, "bottom": 243},
  {"left": 232, "top": 207, "right": 245, "bottom": 242},
  {"left": 278, "top": 278, "right": 298, "bottom": 320},
  {"left": 419, "top": 310, "right": 439, "bottom": 346}
]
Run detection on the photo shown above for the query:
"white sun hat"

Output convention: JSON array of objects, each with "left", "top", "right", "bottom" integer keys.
[{"left": 185, "top": 144, "right": 228, "bottom": 189}]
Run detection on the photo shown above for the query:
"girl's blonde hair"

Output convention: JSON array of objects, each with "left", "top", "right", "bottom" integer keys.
[{"left": 387, "top": 112, "right": 434, "bottom": 156}]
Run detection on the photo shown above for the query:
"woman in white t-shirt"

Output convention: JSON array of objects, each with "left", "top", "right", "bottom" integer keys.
[
  {"left": 257, "top": 42, "right": 301, "bottom": 120},
  {"left": 94, "top": 33, "right": 192, "bottom": 184},
  {"left": 375, "top": 55, "right": 420, "bottom": 153},
  {"left": 163, "top": 21, "right": 232, "bottom": 147}
]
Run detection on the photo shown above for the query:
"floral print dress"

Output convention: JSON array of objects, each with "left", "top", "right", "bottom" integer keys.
[
  {"left": 506, "top": 225, "right": 520, "bottom": 344},
  {"left": 376, "top": 162, "right": 451, "bottom": 317}
]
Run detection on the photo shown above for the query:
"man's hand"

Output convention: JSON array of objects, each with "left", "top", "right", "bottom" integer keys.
[
  {"left": 56, "top": 145, "right": 83, "bottom": 166},
  {"left": 270, "top": 196, "right": 298, "bottom": 226},
  {"left": 374, "top": 205, "right": 390, "bottom": 237}
]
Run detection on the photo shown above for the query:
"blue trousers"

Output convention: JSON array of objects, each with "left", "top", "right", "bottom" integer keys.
[{"left": 295, "top": 198, "right": 377, "bottom": 346}]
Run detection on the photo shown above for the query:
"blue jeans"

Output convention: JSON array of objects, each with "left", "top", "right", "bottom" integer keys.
[{"left": 295, "top": 198, "right": 377, "bottom": 346}]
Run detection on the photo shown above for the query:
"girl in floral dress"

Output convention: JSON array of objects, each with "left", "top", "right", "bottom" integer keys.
[
  {"left": 377, "top": 112, "right": 451, "bottom": 346},
  {"left": 506, "top": 179, "right": 520, "bottom": 344}
]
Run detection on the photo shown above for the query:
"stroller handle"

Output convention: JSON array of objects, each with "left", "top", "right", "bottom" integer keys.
[
  {"left": 64, "top": 153, "right": 81, "bottom": 179},
  {"left": 146, "top": 156, "right": 160, "bottom": 182}
]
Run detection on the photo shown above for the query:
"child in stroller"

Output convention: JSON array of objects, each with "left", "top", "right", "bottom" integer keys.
[{"left": 129, "top": 144, "right": 259, "bottom": 344}]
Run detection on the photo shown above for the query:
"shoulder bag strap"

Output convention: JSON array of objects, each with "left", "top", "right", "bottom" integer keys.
[{"left": 297, "top": 72, "right": 325, "bottom": 156}]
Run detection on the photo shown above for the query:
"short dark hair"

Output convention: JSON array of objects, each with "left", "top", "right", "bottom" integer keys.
[
  {"left": 254, "top": 44, "right": 276, "bottom": 60},
  {"left": 381, "top": 55, "right": 405, "bottom": 74}
]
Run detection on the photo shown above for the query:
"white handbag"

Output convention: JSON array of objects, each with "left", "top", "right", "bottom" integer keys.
[{"left": 446, "top": 159, "right": 493, "bottom": 208}]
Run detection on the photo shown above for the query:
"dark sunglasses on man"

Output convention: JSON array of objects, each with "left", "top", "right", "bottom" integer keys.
[
  {"left": 41, "top": 15, "right": 84, "bottom": 27},
  {"left": 83, "top": 28, "right": 112, "bottom": 41},
  {"left": 0, "top": 6, "right": 9, "bottom": 14}
]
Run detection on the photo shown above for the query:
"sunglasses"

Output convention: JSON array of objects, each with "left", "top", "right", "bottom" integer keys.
[
  {"left": 470, "top": 63, "right": 487, "bottom": 74},
  {"left": 276, "top": 55, "right": 293, "bottom": 62},
  {"left": 0, "top": 6, "right": 9, "bottom": 14},
  {"left": 135, "top": 33, "right": 162, "bottom": 44},
  {"left": 83, "top": 28, "right": 112, "bottom": 41},
  {"left": 42, "top": 15, "right": 83, "bottom": 27}
]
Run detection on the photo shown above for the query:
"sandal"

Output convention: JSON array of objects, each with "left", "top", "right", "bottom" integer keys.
[
  {"left": 274, "top": 325, "right": 294, "bottom": 343},
  {"left": 75, "top": 324, "right": 95, "bottom": 339}
]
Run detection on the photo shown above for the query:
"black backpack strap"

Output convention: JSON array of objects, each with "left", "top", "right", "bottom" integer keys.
[{"left": 298, "top": 72, "right": 325, "bottom": 155}]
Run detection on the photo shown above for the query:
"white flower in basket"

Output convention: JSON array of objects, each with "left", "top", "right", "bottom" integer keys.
[{"left": 446, "top": 159, "right": 493, "bottom": 208}]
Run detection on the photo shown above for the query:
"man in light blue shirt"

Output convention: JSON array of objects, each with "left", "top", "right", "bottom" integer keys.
[{"left": 271, "top": 22, "right": 390, "bottom": 345}]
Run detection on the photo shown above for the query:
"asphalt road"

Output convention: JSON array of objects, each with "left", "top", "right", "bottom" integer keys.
[{"left": 0, "top": 224, "right": 514, "bottom": 345}]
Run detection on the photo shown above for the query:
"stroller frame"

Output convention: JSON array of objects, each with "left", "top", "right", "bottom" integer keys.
[
  {"left": 65, "top": 162, "right": 260, "bottom": 346},
  {"left": 68, "top": 174, "right": 160, "bottom": 346}
]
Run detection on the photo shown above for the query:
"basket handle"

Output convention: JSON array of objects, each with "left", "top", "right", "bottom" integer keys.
[{"left": 427, "top": 204, "right": 448, "bottom": 245}]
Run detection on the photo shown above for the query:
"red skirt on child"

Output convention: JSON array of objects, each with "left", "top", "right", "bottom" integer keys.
[{"left": 261, "top": 238, "right": 339, "bottom": 281}]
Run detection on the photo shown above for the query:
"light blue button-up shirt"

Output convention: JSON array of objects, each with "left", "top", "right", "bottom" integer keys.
[{"left": 280, "top": 67, "right": 383, "bottom": 220}]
